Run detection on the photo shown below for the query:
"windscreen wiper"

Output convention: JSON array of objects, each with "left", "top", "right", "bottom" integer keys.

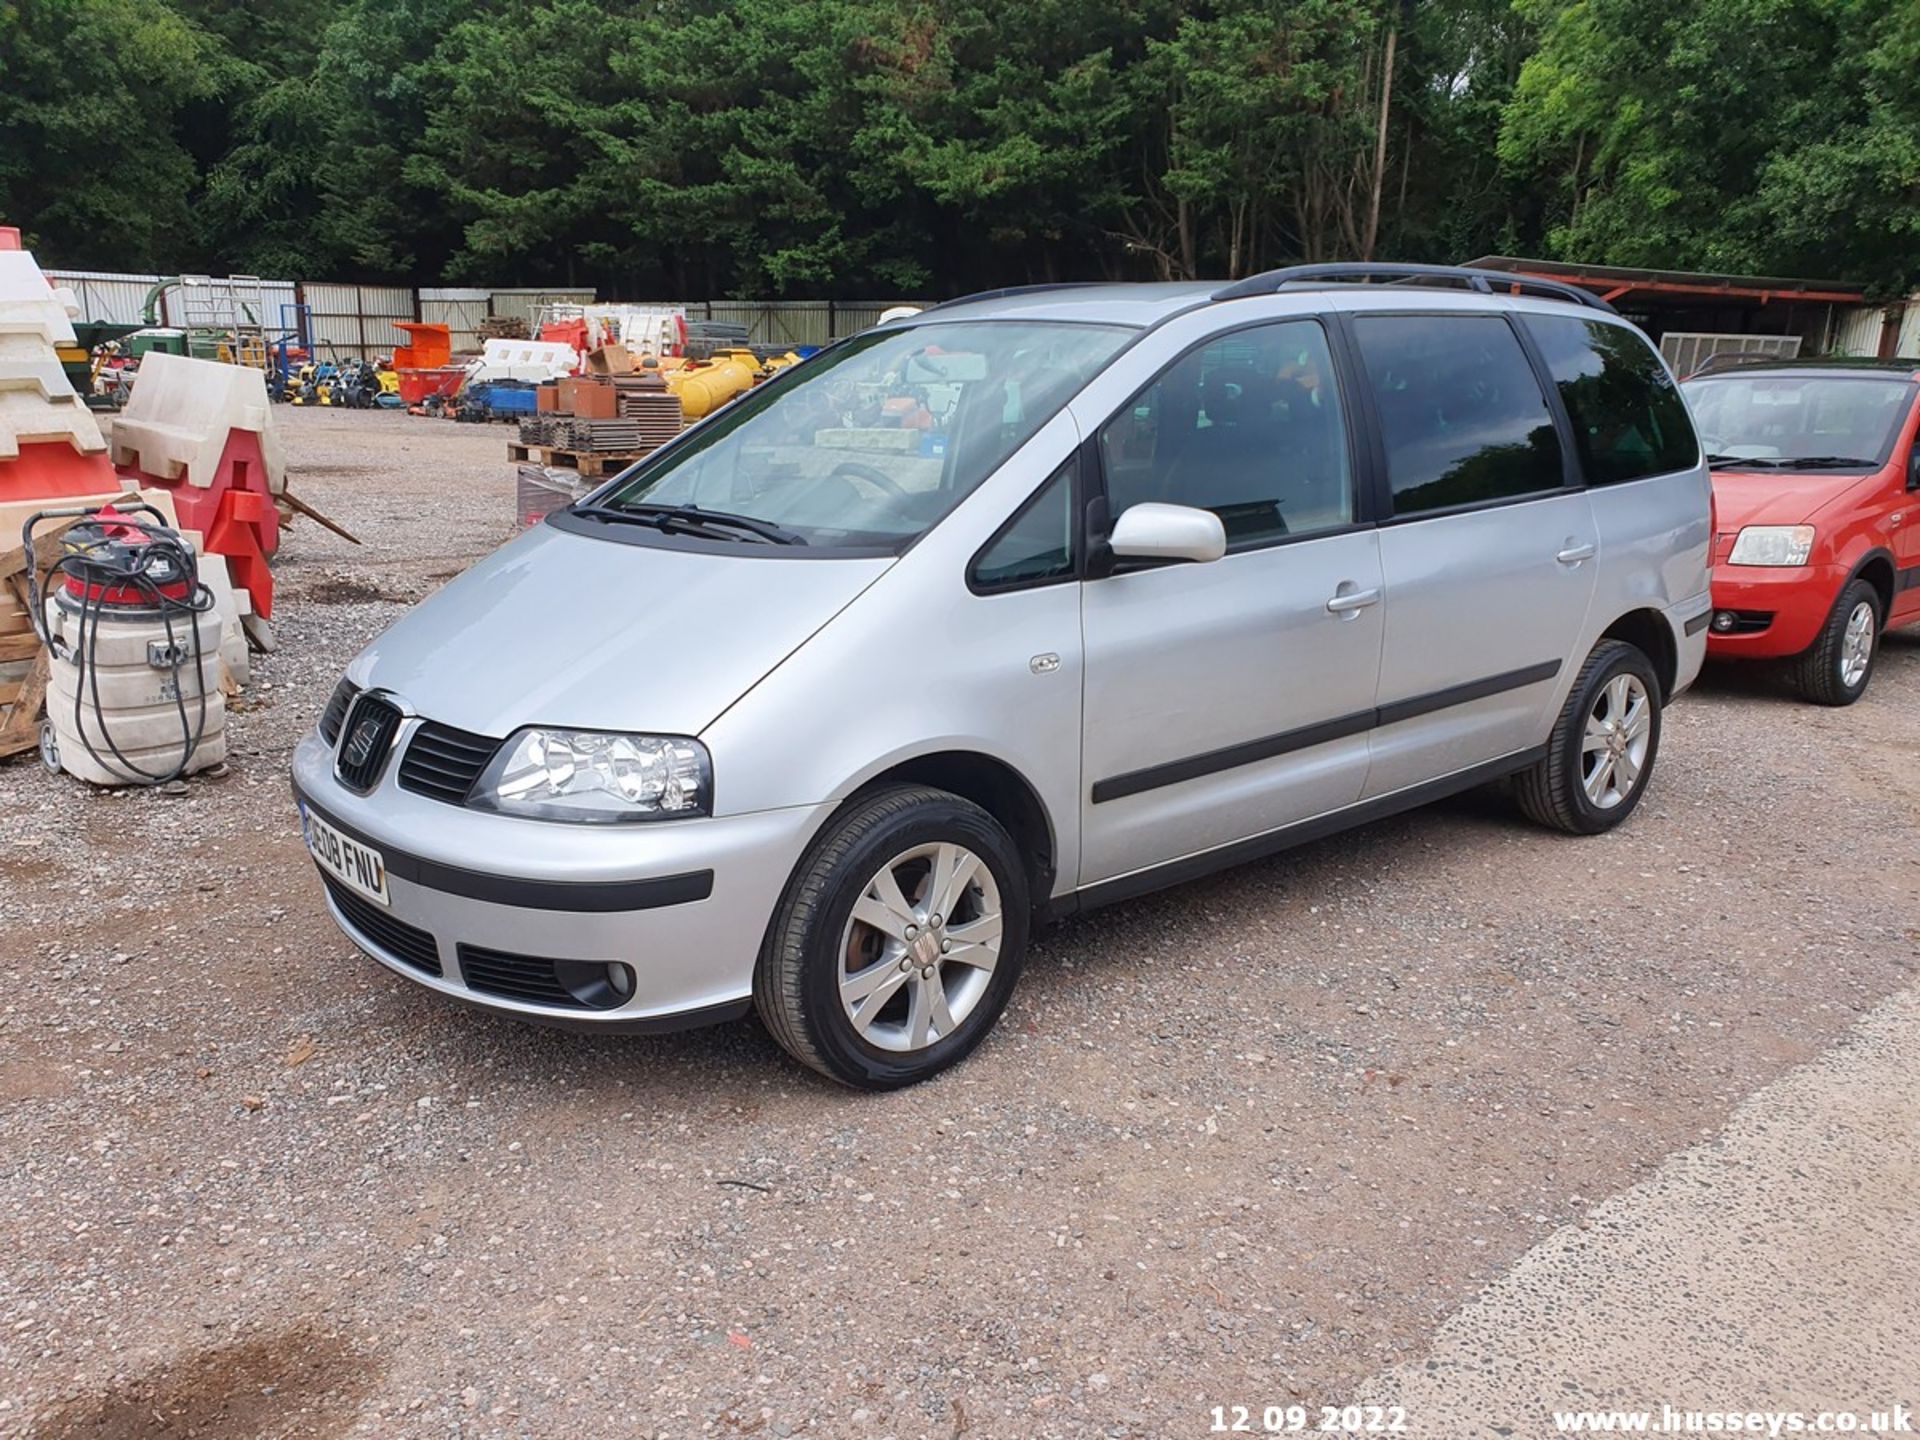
[
  {"left": 1705, "top": 454, "right": 1875, "bottom": 470},
  {"left": 572, "top": 503, "right": 807, "bottom": 545}
]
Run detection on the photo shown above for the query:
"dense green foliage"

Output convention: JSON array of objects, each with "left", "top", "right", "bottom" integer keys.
[{"left": 2, "top": 0, "right": 1915, "bottom": 295}]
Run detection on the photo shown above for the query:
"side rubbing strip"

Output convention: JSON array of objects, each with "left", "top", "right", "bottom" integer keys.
[
  {"left": 1684, "top": 610, "right": 1712, "bottom": 636},
  {"left": 1372, "top": 659, "right": 1562, "bottom": 729},
  {"left": 1089, "top": 709, "right": 1375, "bottom": 805},
  {"left": 1091, "top": 659, "right": 1563, "bottom": 804}
]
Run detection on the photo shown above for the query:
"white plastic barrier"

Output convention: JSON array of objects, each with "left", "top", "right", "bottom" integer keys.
[
  {"left": 111, "top": 351, "right": 285, "bottom": 494},
  {"left": 0, "top": 251, "right": 78, "bottom": 346},
  {"left": 0, "top": 249, "right": 108, "bottom": 459},
  {"left": 467, "top": 338, "right": 578, "bottom": 384}
]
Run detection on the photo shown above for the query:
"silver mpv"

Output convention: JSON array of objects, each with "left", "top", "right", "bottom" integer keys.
[{"left": 294, "top": 264, "right": 1712, "bottom": 1088}]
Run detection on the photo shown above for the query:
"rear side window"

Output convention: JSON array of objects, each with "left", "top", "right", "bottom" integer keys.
[
  {"left": 1526, "top": 316, "right": 1698, "bottom": 483},
  {"left": 1352, "top": 314, "right": 1564, "bottom": 516}
]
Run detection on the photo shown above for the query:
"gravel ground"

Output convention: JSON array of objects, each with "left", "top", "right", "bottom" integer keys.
[{"left": 2, "top": 407, "right": 1916, "bottom": 1439}]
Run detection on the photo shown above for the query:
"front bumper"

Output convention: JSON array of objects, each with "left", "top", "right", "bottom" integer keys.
[
  {"left": 1706, "top": 563, "right": 1843, "bottom": 658},
  {"left": 292, "top": 730, "right": 827, "bottom": 1030}
]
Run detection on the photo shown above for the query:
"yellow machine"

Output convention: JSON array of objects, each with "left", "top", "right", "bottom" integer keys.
[{"left": 663, "top": 348, "right": 801, "bottom": 419}]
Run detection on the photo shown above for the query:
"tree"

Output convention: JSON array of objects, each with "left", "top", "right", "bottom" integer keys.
[
  {"left": 1500, "top": 0, "right": 1920, "bottom": 294},
  {"left": 0, "top": 0, "right": 225, "bottom": 269}
]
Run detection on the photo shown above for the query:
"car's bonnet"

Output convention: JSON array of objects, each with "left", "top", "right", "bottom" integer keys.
[
  {"left": 348, "top": 522, "right": 893, "bottom": 738},
  {"left": 1708, "top": 468, "right": 1884, "bottom": 532}
]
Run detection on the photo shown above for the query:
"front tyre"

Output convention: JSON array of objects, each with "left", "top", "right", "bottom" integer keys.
[
  {"left": 1792, "top": 579, "right": 1880, "bottom": 706},
  {"left": 1516, "top": 639, "right": 1662, "bottom": 835},
  {"left": 755, "top": 785, "right": 1029, "bottom": 1089}
]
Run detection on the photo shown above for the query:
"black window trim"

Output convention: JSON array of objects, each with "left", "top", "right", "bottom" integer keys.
[
  {"left": 1333, "top": 307, "right": 1582, "bottom": 527},
  {"left": 966, "top": 450, "right": 1086, "bottom": 596},
  {"left": 1522, "top": 311, "right": 1706, "bottom": 488},
  {"left": 1084, "top": 312, "right": 1375, "bottom": 559}
]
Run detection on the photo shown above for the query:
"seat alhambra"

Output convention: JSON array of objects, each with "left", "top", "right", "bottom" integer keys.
[{"left": 294, "top": 264, "right": 1712, "bottom": 1088}]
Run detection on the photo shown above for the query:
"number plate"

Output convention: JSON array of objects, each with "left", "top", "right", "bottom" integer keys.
[{"left": 300, "top": 802, "right": 390, "bottom": 906}]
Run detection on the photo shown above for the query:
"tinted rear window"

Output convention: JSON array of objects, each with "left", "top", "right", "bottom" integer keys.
[
  {"left": 1527, "top": 316, "right": 1698, "bottom": 484},
  {"left": 1352, "top": 314, "right": 1564, "bottom": 516}
]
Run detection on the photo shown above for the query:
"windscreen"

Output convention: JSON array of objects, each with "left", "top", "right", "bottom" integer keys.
[
  {"left": 1681, "top": 374, "right": 1914, "bottom": 467},
  {"left": 595, "top": 321, "right": 1132, "bottom": 548}
]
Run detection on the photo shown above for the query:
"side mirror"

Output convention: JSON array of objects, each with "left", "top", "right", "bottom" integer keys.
[{"left": 1107, "top": 502, "right": 1227, "bottom": 565}]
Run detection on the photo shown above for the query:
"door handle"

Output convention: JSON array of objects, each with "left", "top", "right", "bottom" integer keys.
[
  {"left": 1325, "top": 586, "right": 1381, "bottom": 615},
  {"left": 1556, "top": 542, "right": 1597, "bottom": 565}
]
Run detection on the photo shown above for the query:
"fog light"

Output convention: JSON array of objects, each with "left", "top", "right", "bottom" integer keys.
[
  {"left": 1712, "top": 610, "right": 1737, "bottom": 632},
  {"left": 551, "top": 957, "right": 638, "bottom": 1009}
]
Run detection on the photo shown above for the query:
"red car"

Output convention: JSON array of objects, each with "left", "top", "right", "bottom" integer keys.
[{"left": 1680, "top": 360, "right": 1920, "bottom": 703}]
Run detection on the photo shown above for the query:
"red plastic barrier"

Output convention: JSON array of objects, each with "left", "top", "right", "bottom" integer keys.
[
  {"left": 115, "top": 428, "right": 282, "bottom": 617},
  {"left": 0, "top": 442, "right": 117, "bottom": 501}
]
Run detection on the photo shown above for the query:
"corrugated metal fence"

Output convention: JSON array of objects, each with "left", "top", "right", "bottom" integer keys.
[
  {"left": 49, "top": 270, "right": 1920, "bottom": 359},
  {"left": 697, "top": 299, "right": 933, "bottom": 348},
  {"left": 419, "top": 288, "right": 490, "bottom": 352},
  {"left": 303, "top": 282, "right": 416, "bottom": 360},
  {"left": 1832, "top": 304, "right": 1920, "bottom": 359},
  {"left": 486, "top": 287, "right": 598, "bottom": 332},
  {"left": 44, "top": 270, "right": 930, "bottom": 351}
]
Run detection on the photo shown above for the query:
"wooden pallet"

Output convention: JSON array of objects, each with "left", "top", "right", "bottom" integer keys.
[
  {"left": 0, "top": 524, "right": 62, "bottom": 759},
  {"left": 507, "top": 443, "right": 651, "bottom": 479}
]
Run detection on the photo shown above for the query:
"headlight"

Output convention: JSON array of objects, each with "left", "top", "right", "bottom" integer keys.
[
  {"left": 1727, "top": 525, "right": 1815, "bottom": 567},
  {"left": 471, "top": 729, "right": 711, "bottom": 822}
]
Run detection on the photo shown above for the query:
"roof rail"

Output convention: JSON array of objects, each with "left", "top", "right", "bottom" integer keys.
[
  {"left": 1212, "top": 263, "right": 1618, "bottom": 314},
  {"left": 917, "top": 282, "right": 1104, "bottom": 315}
]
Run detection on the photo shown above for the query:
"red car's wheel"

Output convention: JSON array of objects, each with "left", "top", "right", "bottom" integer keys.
[{"left": 1792, "top": 579, "right": 1880, "bottom": 706}]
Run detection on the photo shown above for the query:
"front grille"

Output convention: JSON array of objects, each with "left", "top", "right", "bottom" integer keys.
[
  {"left": 318, "top": 680, "right": 358, "bottom": 745},
  {"left": 457, "top": 944, "right": 583, "bottom": 1007},
  {"left": 323, "top": 876, "right": 442, "bottom": 976},
  {"left": 334, "top": 694, "right": 402, "bottom": 792},
  {"left": 399, "top": 721, "right": 500, "bottom": 805}
]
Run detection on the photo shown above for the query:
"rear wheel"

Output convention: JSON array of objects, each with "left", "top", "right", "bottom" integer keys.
[
  {"left": 1791, "top": 579, "right": 1880, "bottom": 706},
  {"left": 755, "top": 785, "right": 1029, "bottom": 1089},
  {"left": 1516, "top": 639, "right": 1662, "bottom": 835}
]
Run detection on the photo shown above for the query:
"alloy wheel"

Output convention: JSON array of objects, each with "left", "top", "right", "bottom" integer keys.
[
  {"left": 837, "top": 841, "right": 1003, "bottom": 1053},
  {"left": 1581, "top": 672, "right": 1652, "bottom": 810},
  {"left": 1839, "top": 600, "right": 1875, "bottom": 690}
]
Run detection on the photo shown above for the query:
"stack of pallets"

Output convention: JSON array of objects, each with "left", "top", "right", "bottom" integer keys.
[
  {"left": 558, "top": 418, "right": 644, "bottom": 452},
  {"left": 613, "top": 385, "right": 685, "bottom": 450}
]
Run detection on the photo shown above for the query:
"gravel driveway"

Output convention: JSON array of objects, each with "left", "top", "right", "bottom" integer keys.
[{"left": 3, "top": 408, "right": 1915, "bottom": 1438}]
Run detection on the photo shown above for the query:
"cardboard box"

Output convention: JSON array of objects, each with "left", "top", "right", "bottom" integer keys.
[
  {"left": 536, "top": 383, "right": 560, "bottom": 413},
  {"left": 584, "top": 342, "right": 635, "bottom": 376}
]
